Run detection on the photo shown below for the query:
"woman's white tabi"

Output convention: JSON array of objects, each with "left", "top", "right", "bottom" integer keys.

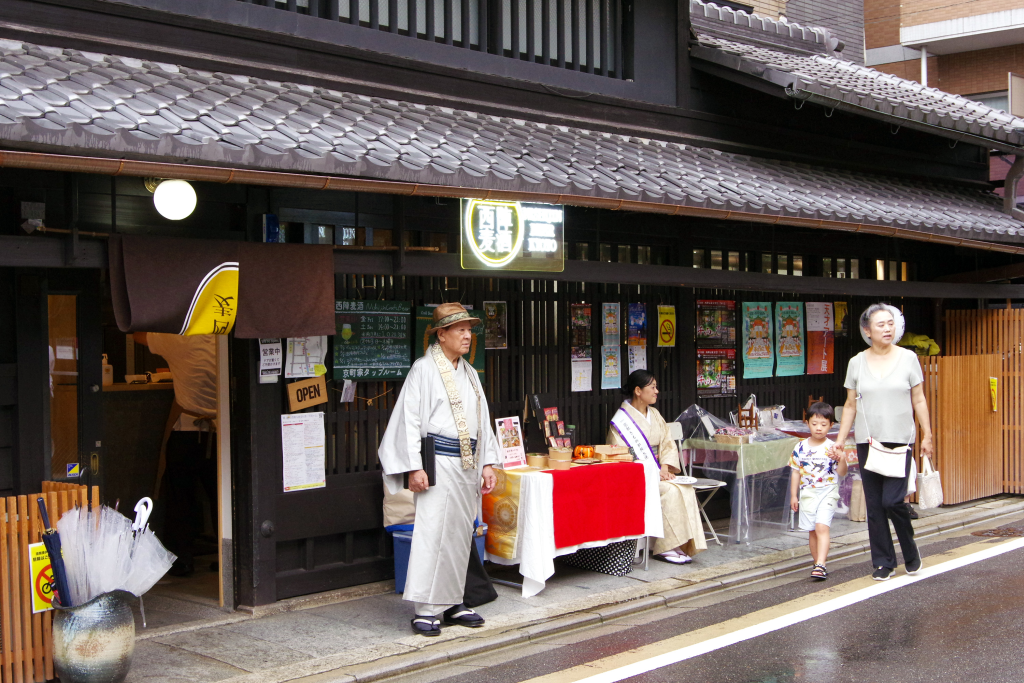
[
  {"left": 607, "top": 401, "right": 707, "bottom": 557},
  {"left": 378, "top": 347, "right": 500, "bottom": 615}
]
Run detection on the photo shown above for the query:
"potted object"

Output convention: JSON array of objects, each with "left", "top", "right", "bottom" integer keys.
[{"left": 53, "top": 590, "right": 136, "bottom": 683}]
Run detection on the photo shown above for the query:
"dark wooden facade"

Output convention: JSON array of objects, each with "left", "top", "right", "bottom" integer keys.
[{"left": 1, "top": 0, "right": 1023, "bottom": 606}]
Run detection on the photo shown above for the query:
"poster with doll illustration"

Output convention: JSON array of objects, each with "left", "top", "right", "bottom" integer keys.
[
  {"left": 741, "top": 302, "right": 774, "bottom": 378},
  {"left": 775, "top": 301, "right": 805, "bottom": 376}
]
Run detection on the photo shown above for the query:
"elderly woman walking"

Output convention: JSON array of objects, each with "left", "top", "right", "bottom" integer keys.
[{"left": 832, "top": 303, "right": 934, "bottom": 581}]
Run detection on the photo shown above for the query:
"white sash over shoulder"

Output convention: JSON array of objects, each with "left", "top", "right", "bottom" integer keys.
[{"left": 610, "top": 407, "right": 660, "bottom": 474}]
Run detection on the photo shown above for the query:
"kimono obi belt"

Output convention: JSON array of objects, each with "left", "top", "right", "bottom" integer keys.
[{"left": 432, "top": 433, "right": 478, "bottom": 457}]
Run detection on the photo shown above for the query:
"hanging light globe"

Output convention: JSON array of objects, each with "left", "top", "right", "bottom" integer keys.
[{"left": 152, "top": 179, "right": 197, "bottom": 220}]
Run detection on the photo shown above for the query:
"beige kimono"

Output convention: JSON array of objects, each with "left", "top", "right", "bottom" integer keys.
[{"left": 607, "top": 401, "right": 707, "bottom": 557}]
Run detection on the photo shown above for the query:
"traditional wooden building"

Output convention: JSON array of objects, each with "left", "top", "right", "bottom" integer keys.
[{"left": 1, "top": 0, "right": 1022, "bottom": 609}]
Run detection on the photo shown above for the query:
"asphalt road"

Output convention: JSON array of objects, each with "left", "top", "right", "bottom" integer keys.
[{"left": 384, "top": 518, "right": 1024, "bottom": 683}]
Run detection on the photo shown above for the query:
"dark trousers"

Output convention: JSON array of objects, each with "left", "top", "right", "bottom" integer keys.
[
  {"left": 163, "top": 430, "right": 217, "bottom": 567},
  {"left": 858, "top": 443, "right": 919, "bottom": 570}
]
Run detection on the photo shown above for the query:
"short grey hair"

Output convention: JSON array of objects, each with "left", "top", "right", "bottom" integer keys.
[{"left": 859, "top": 303, "right": 893, "bottom": 330}]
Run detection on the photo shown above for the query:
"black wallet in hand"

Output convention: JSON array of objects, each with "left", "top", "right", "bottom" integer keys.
[{"left": 404, "top": 437, "right": 437, "bottom": 489}]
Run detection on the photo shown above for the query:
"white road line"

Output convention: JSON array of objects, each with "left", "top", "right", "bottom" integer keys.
[{"left": 573, "top": 536, "right": 1024, "bottom": 683}]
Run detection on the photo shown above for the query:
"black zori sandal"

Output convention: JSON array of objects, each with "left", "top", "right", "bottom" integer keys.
[
  {"left": 411, "top": 615, "right": 442, "bottom": 636},
  {"left": 443, "top": 604, "right": 485, "bottom": 628},
  {"left": 810, "top": 564, "right": 828, "bottom": 580}
]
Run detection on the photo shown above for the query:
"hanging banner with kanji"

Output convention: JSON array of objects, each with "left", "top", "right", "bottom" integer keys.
[
  {"left": 806, "top": 302, "right": 834, "bottom": 375},
  {"left": 775, "top": 302, "right": 805, "bottom": 377}
]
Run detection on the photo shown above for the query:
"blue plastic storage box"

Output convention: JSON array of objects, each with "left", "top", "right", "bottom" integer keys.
[{"left": 390, "top": 524, "right": 487, "bottom": 593}]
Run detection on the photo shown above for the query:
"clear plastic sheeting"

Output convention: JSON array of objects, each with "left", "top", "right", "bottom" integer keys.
[{"left": 679, "top": 436, "right": 799, "bottom": 544}]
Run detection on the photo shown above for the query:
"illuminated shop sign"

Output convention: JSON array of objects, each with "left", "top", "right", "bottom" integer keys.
[{"left": 460, "top": 199, "right": 564, "bottom": 272}]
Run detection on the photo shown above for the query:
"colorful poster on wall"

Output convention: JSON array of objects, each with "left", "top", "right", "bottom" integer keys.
[
  {"left": 414, "top": 306, "right": 485, "bottom": 380},
  {"left": 601, "top": 345, "right": 621, "bottom": 390},
  {"left": 627, "top": 303, "right": 646, "bottom": 344},
  {"left": 806, "top": 302, "right": 834, "bottom": 375},
  {"left": 602, "top": 303, "right": 620, "bottom": 346},
  {"left": 483, "top": 301, "right": 508, "bottom": 349},
  {"left": 570, "top": 304, "right": 592, "bottom": 350},
  {"left": 571, "top": 345, "right": 592, "bottom": 392},
  {"left": 627, "top": 303, "right": 647, "bottom": 374},
  {"left": 657, "top": 305, "right": 676, "bottom": 347},
  {"left": 628, "top": 345, "right": 647, "bottom": 374},
  {"left": 834, "top": 301, "right": 849, "bottom": 338},
  {"left": 741, "top": 302, "right": 774, "bottom": 379},
  {"left": 775, "top": 302, "right": 805, "bottom": 377},
  {"left": 697, "top": 348, "right": 737, "bottom": 397},
  {"left": 696, "top": 300, "right": 736, "bottom": 348}
]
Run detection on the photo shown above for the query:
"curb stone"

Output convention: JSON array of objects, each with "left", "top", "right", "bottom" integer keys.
[{"left": 216, "top": 499, "right": 1024, "bottom": 683}]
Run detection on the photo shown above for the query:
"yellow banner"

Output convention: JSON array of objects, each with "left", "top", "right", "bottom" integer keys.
[
  {"left": 28, "top": 542, "right": 55, "bottom": 613},
  {"left": 657, "top": 305, "right": 676, "bottom": 348},
  {"left": 991, "top": 377, "right": 998, "bottom": 412}
]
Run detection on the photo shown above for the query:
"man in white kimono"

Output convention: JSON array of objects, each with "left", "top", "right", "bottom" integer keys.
[{"left": 378, "top": 303, "right": 500, "bottom": 636}]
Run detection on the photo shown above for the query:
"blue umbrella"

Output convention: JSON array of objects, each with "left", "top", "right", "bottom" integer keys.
[{"left": 36, "top": 498, "right": 73, "bottom": 608}]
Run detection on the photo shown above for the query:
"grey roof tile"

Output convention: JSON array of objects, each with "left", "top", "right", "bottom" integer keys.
[
  {"left": 689, "top": 0, "right": 1024, "bottom": 151},
  {"left": 0, "top": 37, "right": 1017, "bottom": 243}
]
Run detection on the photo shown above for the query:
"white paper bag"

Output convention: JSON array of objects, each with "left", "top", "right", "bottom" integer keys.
[{"left": 916, "top": 456, "right": 943, "bottom": 510}]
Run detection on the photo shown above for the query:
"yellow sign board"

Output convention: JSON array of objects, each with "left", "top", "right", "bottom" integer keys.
[
  {"left": 990, "top": 377, "right": 998, "bottom": 412},
  {"left": 27, "top": 542, "right": 55, "bottom": 613},
  {"left": 657, "top": 305, "right": 676, "bottom": 348}
]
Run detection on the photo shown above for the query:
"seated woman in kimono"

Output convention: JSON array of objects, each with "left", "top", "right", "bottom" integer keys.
[{"left": 607, "top": 370, "right": 707, "bottom": 565}]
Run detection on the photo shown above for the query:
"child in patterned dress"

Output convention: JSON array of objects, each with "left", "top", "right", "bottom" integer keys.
[{"left": 789, "top": 402, "right": 847, "bottom": 580}]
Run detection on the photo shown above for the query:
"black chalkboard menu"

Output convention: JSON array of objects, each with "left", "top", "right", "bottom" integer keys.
[{"left": 333, "top": 300, "right": 411, "bottom": 380}]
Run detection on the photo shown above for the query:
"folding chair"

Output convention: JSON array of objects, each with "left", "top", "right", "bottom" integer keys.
[{"left": 668, "top": 420, "right": 726, "bottom": 546}]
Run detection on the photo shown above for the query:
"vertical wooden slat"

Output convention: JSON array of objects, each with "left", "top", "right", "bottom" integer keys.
[
  {"left": 585, "top": 0, "right": 594, "bottom": 73},
  {"left": 17, "top": 497, "right": 30, "bottom": 683},
  {"left": 461, "top": 0, "right": 471, "bottom": 48},
  {"left": 483, "top": 0, "right": 494, "bottom": 54},
  {"left": 556, "top": 0, "right": 566, "bottom": 68},
  {"left": 408, "top": 0, "right": 417, "bottom": 37},
  {"left": 427, "top": 0, "right": 436, "bottom": 40},
  {"left": 444, "top": 0, "right": 454, "bottom": 45},
  {"left": 388, "top": 0, "right": 399, "bottom": 31},
  {"left": 27, "top": 503, "right": 41, "bottom": 683},
  {"left": 526, "top": 0, "right": 535, "bottom": 61},
  {"left": 542, "top": 0, "right": 551, "bottom": 64},
  {"left": 6, "top": 497, "right": 21, "bottom": 683},
  {"left": 613, "top": 0, "right": 622, "bottom": 78},
  {"left": 349, "top": 0, "right": 359, "bottom": 24},
  {"left": 370, "top": 0, "right": 380, "bottom": 29},
  {"left": 511, "top": 0, "right": 520, "bottom": 58},
  {"left": 598, "top": 0, "right": 607, "bottom": 75},
  {"left": 570, "top": 0, "right": 580, "bottom": 70},
  {"left": 0, "top": 498, "right": 11, "bottom": 683}
]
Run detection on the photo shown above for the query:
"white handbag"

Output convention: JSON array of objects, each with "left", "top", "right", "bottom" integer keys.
[
  {"left": 856, "top": 353, "right": 912, "bottom": 479},
  {"left": 916, "top": 456, "right": 944, "bottom": 509}
]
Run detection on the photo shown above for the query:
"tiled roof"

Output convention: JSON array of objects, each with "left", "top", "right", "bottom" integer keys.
[
  {"left": 689, "top": 0, "right": 1024, "bottom": 153},
  {"left": 0, "top": 39, "right": 1020, "bottom": 243}
]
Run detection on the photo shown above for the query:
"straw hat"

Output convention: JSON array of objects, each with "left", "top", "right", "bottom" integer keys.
[{"left": 427, "top": 302, "right": 481, "bottom": 335}]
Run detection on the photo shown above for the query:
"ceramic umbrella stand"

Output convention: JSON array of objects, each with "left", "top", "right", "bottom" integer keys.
[{"left": 52, "top": 590, "right": 136, "bottom": 683}]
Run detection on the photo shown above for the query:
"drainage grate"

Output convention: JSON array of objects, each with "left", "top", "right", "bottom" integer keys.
[{"left": 971, "top": 524, "right": 1024, "bottom": 538}]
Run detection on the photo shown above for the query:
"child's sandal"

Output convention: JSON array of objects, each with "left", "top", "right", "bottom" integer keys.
[{"left": 810, "top": 564, "right": 828, "bottom": 580}]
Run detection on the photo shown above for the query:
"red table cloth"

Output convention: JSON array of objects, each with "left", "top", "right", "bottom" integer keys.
[{"left": 548, "top": 462, "right": 647, "bottom": 548}]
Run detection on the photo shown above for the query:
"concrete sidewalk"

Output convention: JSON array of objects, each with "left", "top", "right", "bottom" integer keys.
[{"left": 125, "top": 495, "right": 1024, "bottom": 683}]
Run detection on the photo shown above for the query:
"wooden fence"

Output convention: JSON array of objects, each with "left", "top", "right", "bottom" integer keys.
[
  {"left": 945, "top": 310, "right": 1024, "bottom": 495},
  {"left": 0, "top": 483, "right": 99, "bottom": 683},
  {"left": 914, "top": 355, "right": 1003, "bottom": 505}
]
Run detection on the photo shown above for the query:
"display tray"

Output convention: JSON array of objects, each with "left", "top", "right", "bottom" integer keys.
[{"left": 713, "top": 434, "right": 750, "bottom": 445}]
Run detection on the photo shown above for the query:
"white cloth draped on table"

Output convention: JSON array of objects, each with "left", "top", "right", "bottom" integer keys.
[
  {"left": 607, "top": 401, "right": 707, "bottom": 557},
  {"left": 377, "top": 351, "right": 500, "bottom": 612},
  {"left": 488, "top": 467, "right": 661, "bottom": 597}
]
